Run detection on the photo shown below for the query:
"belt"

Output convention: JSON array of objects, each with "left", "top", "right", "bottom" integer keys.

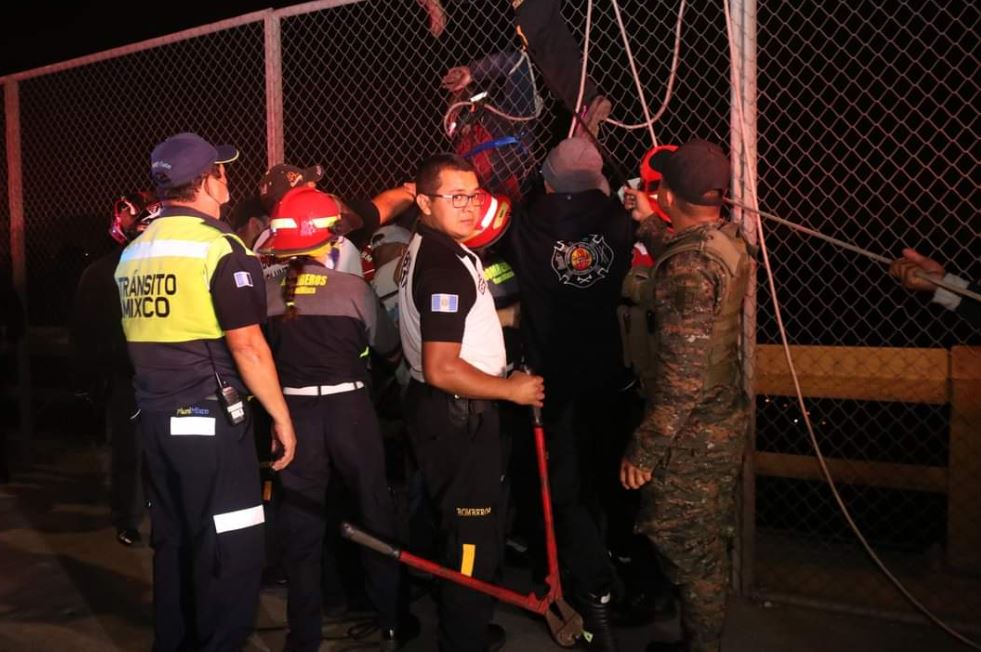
[{"left": 282, "top": 381, "right": 365, "bottom": 396}]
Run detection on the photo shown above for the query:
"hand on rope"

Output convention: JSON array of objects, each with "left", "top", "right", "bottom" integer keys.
[
  {"left": 724, "top": 199, "right": 981, "bottom": 304},
  {"left": 889, "top": 248, "right": 945, "bottom": 292}
]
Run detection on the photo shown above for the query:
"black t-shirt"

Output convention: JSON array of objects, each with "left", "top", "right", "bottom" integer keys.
[
  {"left": 412, "top": 227, "right": 478, "bottom": 344},
  {"left": 399, "top": 223, "right": 507, "bottom": 381},
  {"left": 502, "top": 188, "right": 635, "bottom": 399}
]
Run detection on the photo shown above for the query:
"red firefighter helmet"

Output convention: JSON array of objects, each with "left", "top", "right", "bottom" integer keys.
[
  {"left": 462, "top": 192, "right": 511, "bottom": 251},
  {"left": 639, "top": 144, "right": 678, "bottom": 223},
  {"left": 110, "top": 190, "right": 160, "bottom": 244},
  {"left": 257, "top": 187, "right": 340, "bottom": 257}
]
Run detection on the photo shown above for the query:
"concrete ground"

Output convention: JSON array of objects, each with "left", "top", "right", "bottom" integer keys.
[{"left": 0, "top": 442, "right": 973, "bottom": 652}]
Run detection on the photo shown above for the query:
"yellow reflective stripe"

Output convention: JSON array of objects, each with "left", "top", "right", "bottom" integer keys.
[
  {"left": 460, "top": 543, "right": 476, "bottom": 577},
  {"left": 311, "top": 216, "right": 339, "bottom": 228},
  {"left": 119, "top": 239, "right": 210, "bottom": 262},
  {"left": 359, "top": 346, "right": 370, "bottom": 358},
  {"left": 269, "top": 218, "right": 298, "bottom": 229}
]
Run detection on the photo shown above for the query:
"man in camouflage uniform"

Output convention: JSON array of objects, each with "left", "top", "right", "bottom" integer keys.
[{"left": 620, "top": 140, "right": 752, "bottom": 652}]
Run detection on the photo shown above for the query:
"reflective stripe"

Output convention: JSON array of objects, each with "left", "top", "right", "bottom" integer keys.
[
  {"left": 282, "top": 381, "right": 365, "bottom": 396},
  {"left": 119, "top": 239, "right": 210, "bottom": 262},
  {"left": 169, "top": 416, "right": 216, "bottom": 436},
  {"left": 460, "top": 543, "right": 476, "bottom": 577},
  {"left": 269, "top": 216, "right": 337, "bottom": 230},
  {"left": 213, "top": 504, "right": 265, "bottom": 534},
  {"left": 479, "top": 196, "right": 499, "bottom": 228},
  {"left": 311, "top": 216, "right": 339, "bottom": 228}
]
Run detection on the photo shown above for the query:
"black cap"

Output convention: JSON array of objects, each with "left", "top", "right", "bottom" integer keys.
[
  {"left": 658, "top": 139, "right": 730, "bottom": 206},
  {"left": 257, "top": 163, "right": 325, "bottom": 213}
]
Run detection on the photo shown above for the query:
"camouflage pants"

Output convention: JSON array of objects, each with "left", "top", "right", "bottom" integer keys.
[{"left": 636, "top": 413, "right": 747, "bottom": 652}]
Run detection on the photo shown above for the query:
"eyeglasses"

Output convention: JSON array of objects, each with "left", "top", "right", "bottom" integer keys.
[{"left": 422, "top": 190, "right": 488, "bottom": 209}]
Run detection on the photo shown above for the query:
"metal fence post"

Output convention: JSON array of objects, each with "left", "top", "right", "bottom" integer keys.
[
  {"left": 4, "top": 79, "right": 31, "bottom": 468},
  {"left": 265, "top": 11, "right": 284, "bottom": 169},
  {"left": 729, "top": 0, "right": 758, "bottom": 597}
]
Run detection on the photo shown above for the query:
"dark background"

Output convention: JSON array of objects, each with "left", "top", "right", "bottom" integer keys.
[{"left": 0, "top": 2, "right": 301, "bottom": 77}]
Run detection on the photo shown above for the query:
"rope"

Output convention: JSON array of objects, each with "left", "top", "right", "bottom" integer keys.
[
  {"left": 605, "top": 0, "right": 687, "bottom": 133},
  {"left": 723, "top": 0, "right": 981, "bottom": 648},
  {"left": 609, "top": 0, "right": 657, "bottom": 145},
  {"left": 441, "top": 51, "right": 544, "bottom": 140},
  {"left": 442, "top": 98, "right": 542, "bottom": 140},
  {"left": 567, "top": 0, "right": 595, "bottom": 139},
  {"left": 725, "top": 199, "right": 981, "bottom": 304}
]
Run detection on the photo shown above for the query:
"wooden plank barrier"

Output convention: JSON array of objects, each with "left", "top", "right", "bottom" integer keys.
[
  {"left": 948, "top": 345, "right": 981, "bottom": 572},
  {"left": 754, "top": 344, "right": 981, "bottom": 572}
]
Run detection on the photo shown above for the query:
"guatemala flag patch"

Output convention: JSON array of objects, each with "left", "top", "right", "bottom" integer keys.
[
  {"left": 234, "top": 271, "right": 254, "bottom": 288},
  {"left": 430, "top": 293, "right": 459, "bottom": 313}
]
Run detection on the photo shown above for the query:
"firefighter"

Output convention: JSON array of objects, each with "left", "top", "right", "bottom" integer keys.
[{"left": 257, "top": 187, "right": 411, "bottom": 651}]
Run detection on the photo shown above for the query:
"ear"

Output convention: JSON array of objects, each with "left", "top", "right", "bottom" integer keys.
[
  {"left": 657, "top": 185, "right": 675, "bottom": 212},
  {"left": 416, "top": 193, "right": 432, "bottom": 216}
]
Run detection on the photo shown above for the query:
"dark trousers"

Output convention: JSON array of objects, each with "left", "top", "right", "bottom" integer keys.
[
  {"left": 140, "top": 400, "right": 265, "bottom": 652},
  {"left": 108, "top": 376, "right": 143, "bottom": 530},
  {"left": 279, "top": 389, "right": 400, "bottom": 652},
  {"left": 514, "top": 0, "right": 598, "bottom": 110},
  {"left": 543, "top": 390, "right": 631, "bottom": 598},
  {"left": 405, "top": 380, "right": 505, "bottom": 652}
]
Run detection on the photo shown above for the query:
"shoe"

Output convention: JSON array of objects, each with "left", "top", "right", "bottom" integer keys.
[
  {"left": 116, "top": 528, "right": 141, "bottom": 546},
  {"left": 574, "top": 94, "right": 612, "bottom": 139},
  {"left": 487, "top": 623, "right": 506, "bottom": 652},
  {"left": 379, "top": 613, "right": 421, "bottom": 651},
  {"left": 578, "top": 592, "right": 618, "bottom": 650}
]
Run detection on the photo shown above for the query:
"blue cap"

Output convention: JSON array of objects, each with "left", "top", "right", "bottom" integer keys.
[{"left": 150, "top": 132, "right": 239, "bottom": 189}]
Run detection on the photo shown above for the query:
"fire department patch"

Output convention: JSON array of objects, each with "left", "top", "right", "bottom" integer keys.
[{"left": 551, "top": 234, "right": 614, "bottom": 288}]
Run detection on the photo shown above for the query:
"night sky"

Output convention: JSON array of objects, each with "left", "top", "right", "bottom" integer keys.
[{"left": 0, "top": 1, "right": 305, "bottom": 77}]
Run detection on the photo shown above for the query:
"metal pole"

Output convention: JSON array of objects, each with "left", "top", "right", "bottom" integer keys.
[
  {"left": 264, "top": 12, "right": 285, "bottom": 169},
  {"left": 5, "top": 80, "right": 32, "bottom": 469},
  {"left": 730, "top": 0, "right": 758, "bottom": 598}
]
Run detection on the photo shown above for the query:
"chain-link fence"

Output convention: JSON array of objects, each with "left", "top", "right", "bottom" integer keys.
[
  {"left": 12, "top": 17, "right": 269, "bottom": 325},
  {"left": 750, "top": 0, "right": 980, "bottom": 625},
  {"left": 2, "top": 0, "right": 978, "bottom": 627}
]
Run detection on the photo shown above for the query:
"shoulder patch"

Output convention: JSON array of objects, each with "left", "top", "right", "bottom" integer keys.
[
  {"left": 233, "top": 271, "right": 254, "bottom": 288},
  {"left": 430, "top": 293, "right": 459, "bottom": 313}
]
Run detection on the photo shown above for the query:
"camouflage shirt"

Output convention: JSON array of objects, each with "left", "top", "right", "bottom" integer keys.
[
  {"left": 635, "top": 212, "right": 671, "bottom": 259},
  {"left": 626, "top": 221, "right": 747, "bottom": 470}
]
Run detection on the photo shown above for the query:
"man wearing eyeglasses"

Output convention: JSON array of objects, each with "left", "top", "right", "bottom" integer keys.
[{"left": 398, "top": 153, "right": 544, "bottom": 652}]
